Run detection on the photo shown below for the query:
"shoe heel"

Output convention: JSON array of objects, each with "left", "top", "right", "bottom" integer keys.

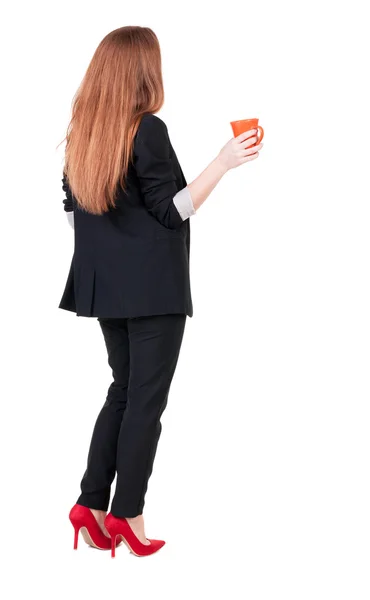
[
  {"left": 69, "top": 504, "right": 112, "bottom": 551},
  {"left": 73, "top": 526, "right": 79, "bottom": 550},
  {"left": 111, "top": 534, "right": 116, "bottom": 558}
]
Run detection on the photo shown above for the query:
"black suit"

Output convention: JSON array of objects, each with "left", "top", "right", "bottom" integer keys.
[
  {"left": 58, "top": 113, "right": 193, "bottom": 318},
  {"left": 60, "top": 113, "right": 193, "bottom": 517}
]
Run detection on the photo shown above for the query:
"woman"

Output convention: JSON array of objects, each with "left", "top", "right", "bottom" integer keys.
[{"left": 59, "top": 25, "right": 263, "bottom": 558}]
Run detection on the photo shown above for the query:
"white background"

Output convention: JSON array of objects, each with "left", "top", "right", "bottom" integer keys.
[{"left": 1, "top": 0, "right": 369, "bottom": 598}]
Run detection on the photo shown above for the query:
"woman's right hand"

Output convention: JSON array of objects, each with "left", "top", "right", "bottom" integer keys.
[
  {"left": 218, "top": 129, "right": 263, "bottom": 171},
  {"left": 186, "top": 128, "right": 264, "bottom": 213}
]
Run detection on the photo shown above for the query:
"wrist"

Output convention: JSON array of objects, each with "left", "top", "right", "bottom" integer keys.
[{"left": 214, "top": 153, "right": 229, "bottom": 177}]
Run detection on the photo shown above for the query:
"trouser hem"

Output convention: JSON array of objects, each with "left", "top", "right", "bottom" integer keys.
[
  {"left": 76, "top": 491, "right": 110, "bottom": 512},
  {"left": 110, "top": 502, "right": 145, "bottom": 519}
]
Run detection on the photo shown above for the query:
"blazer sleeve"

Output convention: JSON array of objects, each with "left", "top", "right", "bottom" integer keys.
[
  {"left": 62, "top": 171, "right": 75, "bottom": 229},
  {"left": 62, "top": 171, "right": 74, "bottom": 212},
  {"left": 133, "top": 114, "right": 191, "bottom": 229}
]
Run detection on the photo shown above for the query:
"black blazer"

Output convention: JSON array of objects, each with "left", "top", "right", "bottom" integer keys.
[{"left": 58, "top": 113, "right": 193, "bottom": 318}]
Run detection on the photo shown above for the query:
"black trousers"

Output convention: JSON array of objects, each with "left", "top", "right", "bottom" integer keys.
[{"left": 76, "top": 313, "right": 187, "bottom": 518}]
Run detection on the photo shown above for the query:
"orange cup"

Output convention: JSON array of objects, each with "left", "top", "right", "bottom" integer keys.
[{"left": 230, "top": 118, "right": 264, "bottom": 146}]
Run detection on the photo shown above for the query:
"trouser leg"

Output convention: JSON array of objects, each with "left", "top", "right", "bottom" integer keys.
[
  {"left": 110, "top": 313, "right": 187, "bottom": 518},
  {"left": 76, "top": 317, "right": 129, "bottom": 511}
]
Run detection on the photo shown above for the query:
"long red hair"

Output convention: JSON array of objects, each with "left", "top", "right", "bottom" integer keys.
[{"left": 58, "top": 26, "right": 164, "bottom": 215}]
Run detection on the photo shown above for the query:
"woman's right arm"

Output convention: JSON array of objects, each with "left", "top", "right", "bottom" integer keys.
[
  {"left": 187, "top": 129, "right": 263, "bottom": 213},
  {"left": 134, "top": 114, "right": 263, "bottom": 228}
]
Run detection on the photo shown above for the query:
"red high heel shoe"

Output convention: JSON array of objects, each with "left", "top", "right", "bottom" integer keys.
[
  {"left": 69, "top": 504, "right": 112, "bottom": 550},
  {"left": 104, "top": 513, "right": 166, "bottom": 557}
]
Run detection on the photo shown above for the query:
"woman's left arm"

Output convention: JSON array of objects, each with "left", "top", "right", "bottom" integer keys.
[{"left": 62, "top": 171, "right": 75, "bottom": 229}]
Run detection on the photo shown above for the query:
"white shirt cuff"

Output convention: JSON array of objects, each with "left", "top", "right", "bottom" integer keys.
[
  {"left": 173, "top": 187, "right": 196, "bottom": 221},
  {"left": 66, "top": 211, "right": 74, "bottom": 230}
]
